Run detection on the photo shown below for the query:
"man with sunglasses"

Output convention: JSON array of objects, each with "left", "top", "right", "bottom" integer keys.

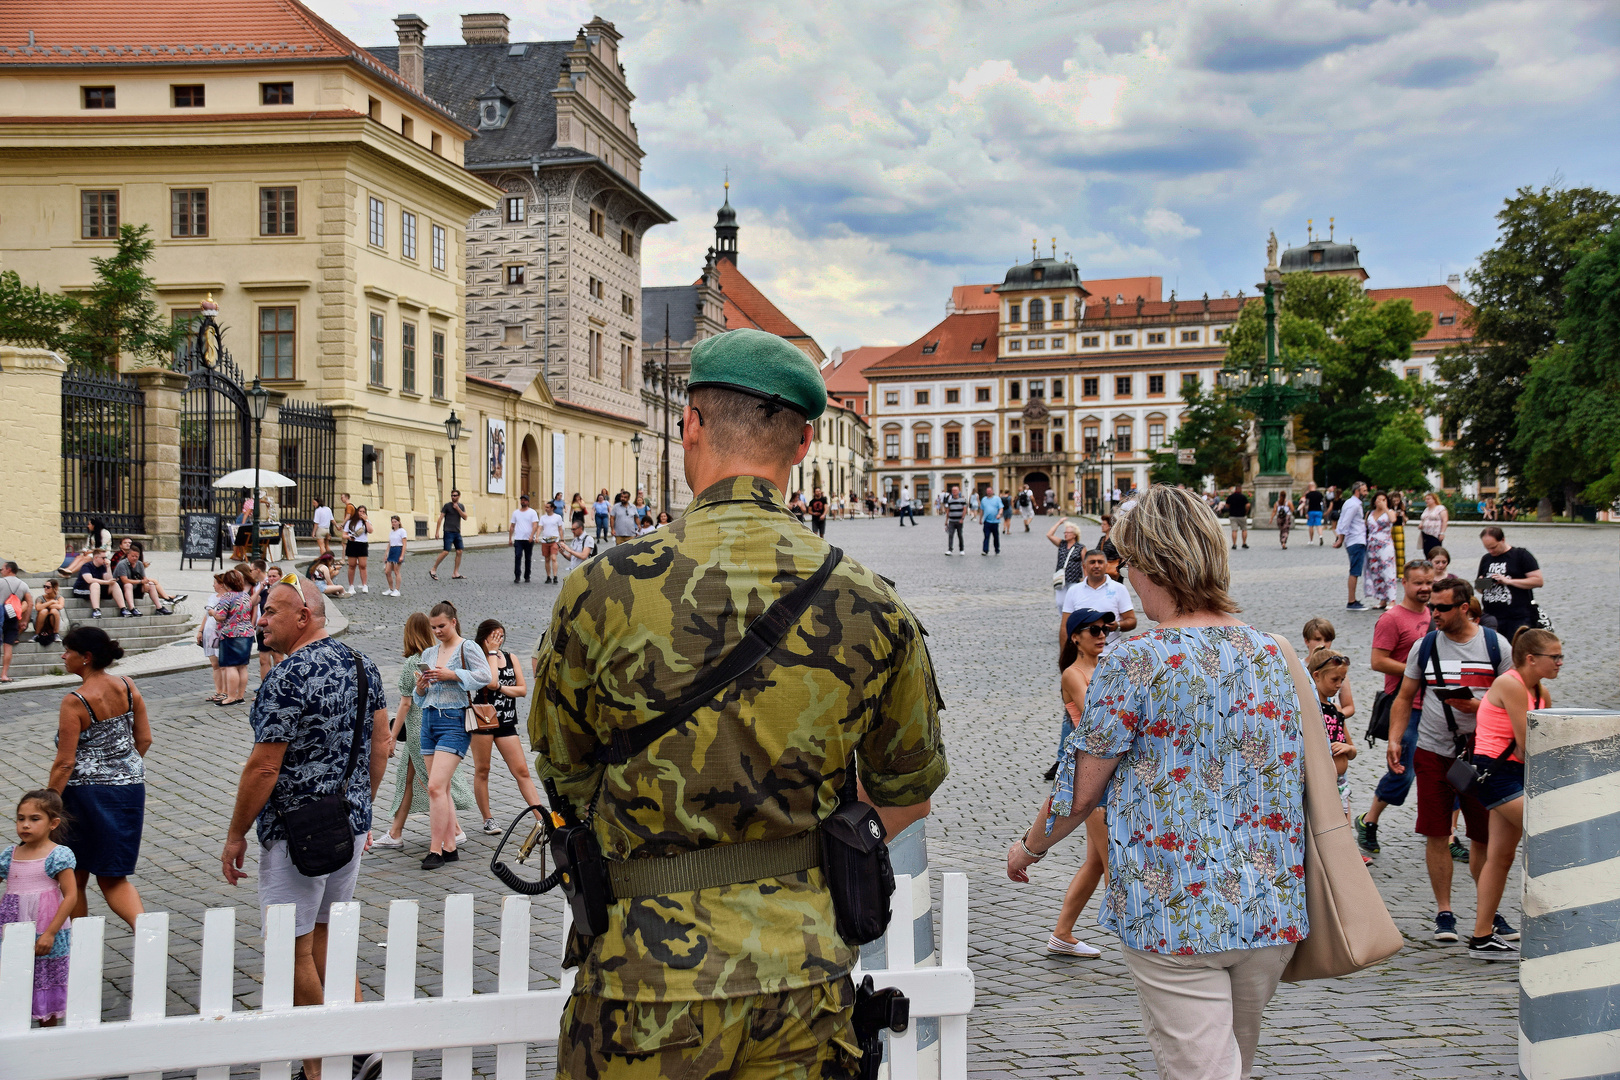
[
  {"left": 1059, "top": 548, "right": 1136, "bottom": 647},
  {"left": 1382, "top": 576, "right": 1508, "bottom": 945}
]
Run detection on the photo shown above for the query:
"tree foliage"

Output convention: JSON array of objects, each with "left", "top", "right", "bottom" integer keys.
[
  {"left": 1221, "top": 272, "right": 1430, "bottom": 488},
  {"left": 1436, "top": 183, "right": 1620, "bottom": 488},
  {"left": 1149, "top": 382, "right": 1247, "bottom": 489},
  {"left": 1359, "top": 411, "right": 1441, "bottom": 491},
  {"left": 0, "top": 224, "right": 184, "bottom": 369},
  {"left": 1513, "top": 227, "right": 1620, "bottom": 505}
]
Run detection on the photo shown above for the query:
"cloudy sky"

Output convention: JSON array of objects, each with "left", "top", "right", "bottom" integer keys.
[{"left": 328, "top": 0, "right": 1619, "bottom": 353}]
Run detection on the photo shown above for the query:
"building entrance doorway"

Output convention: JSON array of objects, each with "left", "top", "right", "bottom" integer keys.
[{"left": 1023, "top": 471, "right": 1050, "bottom": 513}]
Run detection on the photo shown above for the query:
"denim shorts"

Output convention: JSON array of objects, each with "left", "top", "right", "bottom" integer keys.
[
  {"left": 421, "top": 706, "right": 470, "bottom": 757},
  {"left": 1346, "top": 543, "right": 1367, "bottom": 578},
  {"left": 1475, "top": 755, "right": 1525, "bottom": 810},
  {"left": 386, "top": 546, "right": 403, "bottom": 564},
  {"left": 442, "top": 532, "right": 463, "bottom": 551}
]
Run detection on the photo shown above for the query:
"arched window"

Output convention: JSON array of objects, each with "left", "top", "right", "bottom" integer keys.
[{"left": 1028, "top": 298, "right": 1046, "bottom": 329}]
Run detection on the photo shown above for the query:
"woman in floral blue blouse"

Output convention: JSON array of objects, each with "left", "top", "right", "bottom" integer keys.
[{"left": 1008, "top": 484, "right": 1309, "bottom": 1080}]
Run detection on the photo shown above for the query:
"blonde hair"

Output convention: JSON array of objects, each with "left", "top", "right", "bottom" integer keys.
[
  {"left": 402, "top": 611, "right": 433, "bottom": 657},
  {"left": 1112, "top": 485, "right": 1240, "bottom": 615}
]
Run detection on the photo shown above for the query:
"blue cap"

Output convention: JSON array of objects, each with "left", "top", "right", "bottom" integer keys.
[{"left": 1066, "top": 608, "right": 1117, "bottom": 636}]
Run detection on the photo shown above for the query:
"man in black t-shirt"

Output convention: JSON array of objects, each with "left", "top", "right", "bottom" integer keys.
[
  {"left": 1477, "top": 526, "right": 1543, "bottom": 642},
  {"left": 807, "top": 487, "right": 828, "bottom": 538},
  {"left": 1223, "top": 485, "right": 1251, "bottom": 549},
  {"left": 1304, "top": 482, "right": 1326, "bottom": 545},
  {"left": 432, "top": 489, "right": 468, "bottom": 580}
]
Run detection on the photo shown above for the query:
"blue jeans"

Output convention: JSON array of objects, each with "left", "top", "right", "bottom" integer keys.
[
  {"left": 982, "top": 522, "right": 1000, "bottom": 553},
  {"left": 1372, "top": 715, "right": 1421, "bottom": 806},
  {"left": 898, "top": 504, "right": 915, "bottom": 524},
  {"left": 594, "top": 513, "right": 609, "bottom": 541}
]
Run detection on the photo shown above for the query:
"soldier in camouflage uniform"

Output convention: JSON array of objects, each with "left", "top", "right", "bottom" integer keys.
[{"left": 531, "top": 327, "right": 949, "bottom": 1079}]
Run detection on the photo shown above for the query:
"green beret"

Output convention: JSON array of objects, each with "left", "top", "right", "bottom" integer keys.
[{"left": 688, "top": 328, "right": 826, "bottom": 421}]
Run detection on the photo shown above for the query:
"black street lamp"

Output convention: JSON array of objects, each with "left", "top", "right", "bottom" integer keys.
[
  {"left": 246, "top": 377, "right": 269, "bottom": 560},
  {"left": 445, "top": 410, "right": 463, "bottom": 494},
  {"left": 630, "top": 432, "right": 645, "bottom": 505}
]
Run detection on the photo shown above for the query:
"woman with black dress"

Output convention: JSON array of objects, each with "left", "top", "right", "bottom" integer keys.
[{"left": 469, "top": 620, "right": 543, "bottom": 835}]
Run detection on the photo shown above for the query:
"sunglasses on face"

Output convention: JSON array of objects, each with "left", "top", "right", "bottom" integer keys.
[
  {"left": 1532, "top": 653, "right": 1565, "bottom": 663},
  {"left": 676, "top": 405, "right": 705, "bottom": 438},
  {"left": 1427, "top": 601, "right": 1464, "bottom": 612},
  {"left": 1079, "top": 624, "right": 1116, "bottom": 637}
]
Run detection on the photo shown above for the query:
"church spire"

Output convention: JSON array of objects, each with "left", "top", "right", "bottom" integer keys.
[{"left": 715, "top": 173, "right": 738, "bottom": 265}]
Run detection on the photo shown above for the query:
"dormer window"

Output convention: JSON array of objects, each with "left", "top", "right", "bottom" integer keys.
[
  {"left": 921, "top": 341, "right": 938, "bottom": 354},
  {"left": 477, "top": 84, "right": 514, "bottom": 130},
  {"left": 1032, "top": 267, "right": 1044, "bottom": 281}
]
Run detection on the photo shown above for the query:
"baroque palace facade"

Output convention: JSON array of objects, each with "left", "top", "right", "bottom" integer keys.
[{"left": 864, "top": 258, "right": 1243, "bottom": 511}]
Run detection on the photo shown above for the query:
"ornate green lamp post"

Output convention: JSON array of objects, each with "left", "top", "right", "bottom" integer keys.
[{"left": 1217, "top": 280, "right": 1321, "bottom": 478}]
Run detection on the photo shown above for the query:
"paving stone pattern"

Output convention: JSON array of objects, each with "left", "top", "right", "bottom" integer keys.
[{"left": 1, "top": 519, "right": 1612, "bottom": 1078}]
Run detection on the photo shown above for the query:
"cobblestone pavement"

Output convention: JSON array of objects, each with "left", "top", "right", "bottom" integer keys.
[{"left": 1, "top": 517, "right": 1612, "bottom": 1077}]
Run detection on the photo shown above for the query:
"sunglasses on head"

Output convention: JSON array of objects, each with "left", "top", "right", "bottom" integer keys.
[{"left": 1427, "top": 601, "right": 1464, "bottom": 612}]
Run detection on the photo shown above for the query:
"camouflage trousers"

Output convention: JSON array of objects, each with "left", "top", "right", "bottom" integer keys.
[{"left": 556, "top": 976, "right": 863, "bottom": 1080}]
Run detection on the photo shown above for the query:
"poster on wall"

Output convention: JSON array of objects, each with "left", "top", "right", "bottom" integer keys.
[
  {"left": 551, "top": 432, "right": 566, "bottom": 504},
  {"left": 487, "top": 418, "right": 507, "bottom": 495}
]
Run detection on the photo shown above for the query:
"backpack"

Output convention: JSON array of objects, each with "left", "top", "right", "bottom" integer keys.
[{"left": 1017, "top": 492, "right": 1030, "bottom": 508}]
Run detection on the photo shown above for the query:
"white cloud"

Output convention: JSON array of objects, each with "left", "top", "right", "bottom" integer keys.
[
  {"left": 327, "top": 0, "right": 1620, "bottom": 352},
  {"left": 1140, "top": 208, "right": 1201, "bottom": 241}
]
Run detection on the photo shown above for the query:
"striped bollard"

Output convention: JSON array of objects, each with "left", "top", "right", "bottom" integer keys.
[
  {"left": 859, "top": 820, "right": 939, "bottom": 1079},
  {"left": 1521, "top": 707, "right": 1620, "bottom": 1080}
]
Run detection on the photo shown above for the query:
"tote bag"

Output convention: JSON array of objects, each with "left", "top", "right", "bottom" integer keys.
[{"left": 1270, "top": 635, "right": 1404, "bottom": 981}]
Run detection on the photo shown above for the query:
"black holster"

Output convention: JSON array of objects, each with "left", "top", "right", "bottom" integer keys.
[
  {"left": 852, "top": 974, "right": 909, "bottom": 1080},
  {"left": 820, "top": 797, "right": 895, "bottom": 946},
  {"left": 550, "top": 820, "right": 613, "bottom": 938}
]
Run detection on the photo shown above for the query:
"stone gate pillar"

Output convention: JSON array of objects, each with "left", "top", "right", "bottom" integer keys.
[
  {"left": 0, "top": 347, "right": 68, "bottom": 572},
  {"left": 130, "top": 367, "right": 188, "bottom": 552}
]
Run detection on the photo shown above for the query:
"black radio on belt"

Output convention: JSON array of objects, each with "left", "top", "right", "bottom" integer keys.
[{"left": 487, "top": 779, "right": 613, "bottom": 938}]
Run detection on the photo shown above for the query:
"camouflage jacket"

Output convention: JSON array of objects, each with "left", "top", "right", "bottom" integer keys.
[{"left": 530, "top": 474, "right": 948, "bottom": 1002}]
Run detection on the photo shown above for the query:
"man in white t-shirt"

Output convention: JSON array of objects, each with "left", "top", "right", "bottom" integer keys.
[
  {"left": 1334, "top": 480, "right": 1369, "bottom": 610},
  {"left": 1060, "top": 548, "right": 1137, "bottom": 646},
  {"left": 537, "top": 504, "right": 565, "bottom": 583},
  {"left": 509, "top": 494, "right": 540, "bottom": 584},
  {"left": 311, "top": 498, "right": 334, "bottom": 558},
  {"left": 559, "top": 519, "right": 596, "bottom": 576}
]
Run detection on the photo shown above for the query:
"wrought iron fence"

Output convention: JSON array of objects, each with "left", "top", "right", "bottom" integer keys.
[
  {"left": 61, "top": 364, "right": 146, "bottom": 536},
  {"left": 278, "top": 398, "right": 337, "bottom": 535},
  {"left": 175, "top": 343, "right": 251, "bottom": 521}
]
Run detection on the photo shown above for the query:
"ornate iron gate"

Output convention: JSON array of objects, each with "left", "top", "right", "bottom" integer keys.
[
  {"left": 175, "top": 342, "right": 251, "bottom": 521},
  {"left": 61, "top": 365, "right": 146, "bottom": 536},
  {"left": 278, "top": 399, "right": 337, "bottom": 536}
]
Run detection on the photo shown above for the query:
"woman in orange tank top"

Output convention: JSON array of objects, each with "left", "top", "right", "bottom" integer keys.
[
  {"left": 1468, "top": 628, "right": 1561, "bottom": 957},
  {"left": 1043, "top": 607, "right": 1117, "bottom": 958}
]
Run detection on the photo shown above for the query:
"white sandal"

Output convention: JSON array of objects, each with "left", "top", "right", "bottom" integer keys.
[{"left": 1046, "top": 933, "right": 1101, "bottom": 958}]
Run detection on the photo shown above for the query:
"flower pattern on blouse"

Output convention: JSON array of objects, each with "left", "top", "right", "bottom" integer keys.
[{"left": 1048, "top": 625, "right": 1308, "bottom": 955}]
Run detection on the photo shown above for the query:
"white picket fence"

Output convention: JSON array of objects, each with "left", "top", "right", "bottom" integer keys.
[{"left": 0, "top": 872, "right": 973, "bottom": 1080}]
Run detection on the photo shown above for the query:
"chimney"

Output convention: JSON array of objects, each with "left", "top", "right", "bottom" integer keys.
[
  {"left": 1446, "top": 273, "right": 1461, "bottom": 289},
  {"left": 462, "top": 12, "right": 510, "bottom": 45},
  {"left": 393, "top": 14, "right": 428, "bottom": 91}
]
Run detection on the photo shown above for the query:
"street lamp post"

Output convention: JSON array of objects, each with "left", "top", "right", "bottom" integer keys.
[
  {"left": 246, "top": 377, "right": 269, "bottom": 561},
  {"left": 1102, "top": 449, "right": 1115, "bottom": 512},
  {"left": 1217, "top": 280, "right": 1321, "bottom": 477},
  {"left": 631, "top": 431, "right": 644, "bottom": 505},
  {"left": 444, "top": 410, "right": 463, "bottom": 494}
]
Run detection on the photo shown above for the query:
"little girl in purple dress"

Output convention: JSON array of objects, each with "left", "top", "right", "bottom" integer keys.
[{"left": 0, "top": 790, "right": 80, "bottom": 1025}]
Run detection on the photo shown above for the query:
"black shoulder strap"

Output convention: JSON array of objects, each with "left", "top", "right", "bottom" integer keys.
[
  {"left": 336, "top": 646, "right": 370, "bottom": 792},
  {"left": 1428, "top": 632, "right": 1467, "bottom": 744},
  {"left": 589, "top": 548, "right": 844, "bottom": 766}
]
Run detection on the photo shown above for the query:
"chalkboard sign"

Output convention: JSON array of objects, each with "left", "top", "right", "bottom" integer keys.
[{"left": 182, "top": 513, "right": 223, "bottom": 568}]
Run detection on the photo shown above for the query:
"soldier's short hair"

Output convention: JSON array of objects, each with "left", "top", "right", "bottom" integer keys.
[{"left": 691, "top": 386, "right": 809, "bottom": 464}]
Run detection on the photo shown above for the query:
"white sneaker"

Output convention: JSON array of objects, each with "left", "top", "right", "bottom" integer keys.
[
  {"left": 345, "top": 588, "right": 356, "bottom": 596},
  {"left": 359, "top": 585, "right": 369, "bottom": 593},
  {"left": 453, "top": 829, "right": 467, "bottom": 846},
  {"left": 1045, "top": 933, "right": 1102, "bottom": 958},
  {"left": 371, "top": 832, "right": 404, "bottom": 849}
]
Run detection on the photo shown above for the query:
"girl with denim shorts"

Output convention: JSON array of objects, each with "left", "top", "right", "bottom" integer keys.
[{"left": 411, "top": 600, "right": 490, "bottom": 871}]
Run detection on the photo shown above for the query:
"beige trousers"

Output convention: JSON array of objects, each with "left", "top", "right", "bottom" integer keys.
[{"left": 1121, "top": 942, "right": 1295, "bottom": 1080}]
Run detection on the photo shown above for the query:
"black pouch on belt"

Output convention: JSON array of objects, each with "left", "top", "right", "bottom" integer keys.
[{"left": 820, "top": 763, "right": 895, "bottom": 946}]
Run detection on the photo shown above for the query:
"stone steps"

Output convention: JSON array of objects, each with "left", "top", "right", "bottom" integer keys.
[{"left": 5, "top": 581, "right": 199, "bottom": 680}]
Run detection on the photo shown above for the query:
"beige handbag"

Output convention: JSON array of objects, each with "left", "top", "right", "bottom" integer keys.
[{"left": 1270, "top": 635, "right": 1404, "bottom": 981}]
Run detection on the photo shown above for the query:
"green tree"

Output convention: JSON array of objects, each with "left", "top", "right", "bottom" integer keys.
[
  {"left": 1359, "top": 411, "right": 1441, "bottom": 491},
  {"left": 0, "top": 223, "right": 183, "bottom": 370},
  {"left": 1222, "top": 272, "right": 1430, "bottom": 488},
  {"left": 1148, "top": 382, "right": 1247, "bottom": 488},
  {"left": 1436, "top": 183, "right": 1620, "bottom": 489},
  {"left": 1513, "top": 227, "right": 1620, "bottom": 507}
]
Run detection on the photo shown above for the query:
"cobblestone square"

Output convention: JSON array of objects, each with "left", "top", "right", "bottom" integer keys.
[{"left": 1, "top": 517, "right": 1611, "bottom": 1077}]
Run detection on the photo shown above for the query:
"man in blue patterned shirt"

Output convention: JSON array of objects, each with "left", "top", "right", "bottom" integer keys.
[{"left": 221, "top": 576, "right": 389, "bottom": 1080}]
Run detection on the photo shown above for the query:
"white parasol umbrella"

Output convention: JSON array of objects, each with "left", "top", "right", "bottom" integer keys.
[{"left": 212, "top": 468, "right": 297, "bottom": 489}]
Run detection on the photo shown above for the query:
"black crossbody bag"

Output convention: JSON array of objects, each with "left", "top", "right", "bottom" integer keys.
[
  {"left": 278, "top": 648, "right": 370, "bottom": 877},
  {"left": 1430, "top": 642, "right": 1496, "bottom": 797}
]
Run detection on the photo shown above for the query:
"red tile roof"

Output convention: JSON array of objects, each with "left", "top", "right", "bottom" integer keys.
[
  {"left": 825, "top": 346, "right": 893, "bottom": 392},
  {"left": 0, "top": 0, "right": 466, "bottom": 129},
  {"left": 862, "top": 312, "right": 999, "bottom": 372},
  {"left": 950, "top": 284, "right": 999, "bottom": 312},
  {"left": 1079, "top": 295, "right": 1246, "bottom": 322},
  {"left": 1366, "top": 285, "right": 1472, "bottom": 344},
  {"left": 706, "top": 259, "right": 814, "bottom": 344},
  {"left": 1084, "top": 276, "right": 1163, "bottom": 304}
]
